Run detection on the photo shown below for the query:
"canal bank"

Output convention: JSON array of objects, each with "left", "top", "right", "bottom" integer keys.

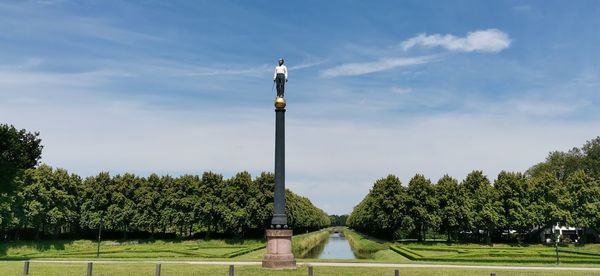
[{"left": 293, "top": 227, "right": 390, "bottom": 260}]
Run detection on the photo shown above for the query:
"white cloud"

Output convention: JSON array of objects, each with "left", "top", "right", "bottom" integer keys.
[
  {"left": 401, "top": 29, "right": 511, "bottom": 53},
  {"left": 321, "top": 56, "right": 432, "bottom": 77}
]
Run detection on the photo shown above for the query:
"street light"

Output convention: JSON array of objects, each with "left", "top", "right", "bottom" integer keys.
[{"left": 96, "top": 214, "right": 103, "bottom": 258}]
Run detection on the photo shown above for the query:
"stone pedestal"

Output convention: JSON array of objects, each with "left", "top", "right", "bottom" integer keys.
[{"left": 262, "top": 229, "right": 296, "bottom": 268}]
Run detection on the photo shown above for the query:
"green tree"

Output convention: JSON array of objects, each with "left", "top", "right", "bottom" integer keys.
[
  {"left": 329, "top": 214, "right": 349, "bottom": 226},
  {"left": 436, "top": 175, "right": 463, "bottom": 242},
  {"left": 581, "top": 137, "right": 600, "bottom": 179},
  {"left": 406, "top": 174, "right": 439, "bottom": 241},
  {"left": 197, "top": 172, "right": 224, "bottom": 237},
  {"left": 79, "top": 173, "right": 112, "bottom": 232},
  {"left": 16, "top": 165, "right": 79, "bottom": 239},
  {"left": 528, "top": 172, "right": 572, "bottom": 238},
  {"left": 132, "top": 174, "right": 164, "bottom": 237},
  {"left": 0, "top": 124, "right": 43, "bottom": 193},
  {"left": 347, "top": 175, "right": 406, "bottom": 239},
  {"left": 221, "top": 172, "right": 252, "bottom": 236},
  {"left": 0, "top": 191, "right": 17, "bottom": 239},
  {"left": 172, "top": 175, "right": 200, "bottom": 237},
  {"left": 494, "top": 171, "right": 533, "bottom": 241},
  {"left": 567, "top": 170, "right": 600, "bottom": 242},
  {"left": 461, "top": 171, "right": 501, "bottom": 243},
  {"left": 244, "top": 172, "right": 272, "bottom": 232},
  {"left": 158, "top": 175, "right": 177, "bottom": 235}
]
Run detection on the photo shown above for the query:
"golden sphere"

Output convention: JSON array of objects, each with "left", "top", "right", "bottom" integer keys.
[{"left": 274, "top": 97, "right": 286, "bottom": 109}]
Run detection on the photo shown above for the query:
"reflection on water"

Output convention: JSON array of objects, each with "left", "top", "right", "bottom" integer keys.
[{"left": 302, "top": 232, "right": 360, "bottom": 259}]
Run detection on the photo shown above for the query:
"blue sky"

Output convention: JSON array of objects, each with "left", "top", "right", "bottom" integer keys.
[{"left": 1, "top": 1, "right": 599, "bottom": 214}]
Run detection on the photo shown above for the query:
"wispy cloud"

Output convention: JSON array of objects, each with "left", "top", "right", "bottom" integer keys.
[
  {"left": 321, "top": 56, "right": 433, "bottom": 77},
  {"left": 178, "top": 59, "right": 326, "bottom": 77},
  {"left": 513, "top": 5, "right": 533, "bottom": 12},
  {"left": 289, "top": 60, "right": 327, "bottom": 70},
  {"left": 390, "top": 87, "right": 413, "bottom": 95},
  {"left": 401, "top": 29, "right": 511, "bottom": 53},
  {"left": 176, "top": 64, "right": 271, "bottom": 77}
]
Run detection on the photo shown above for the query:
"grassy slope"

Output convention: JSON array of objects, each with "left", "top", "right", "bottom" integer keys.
[
  {"left": 291, "top": 228, "right": 331, "bottom": 257},
  {"left": 1, "top": 262, "right": 599, "bottom": 276},
  {"left": 343, "top": 228, "right": 389, "bottom": 258}
]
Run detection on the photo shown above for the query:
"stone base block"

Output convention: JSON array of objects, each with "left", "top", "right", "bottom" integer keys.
[{"left": 262, "top": 229, "right": 296, "bottom": 269}]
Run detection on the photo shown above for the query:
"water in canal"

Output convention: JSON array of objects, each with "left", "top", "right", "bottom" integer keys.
[{"left": 303, "top": 232, "right": 359, "bottom": 259}]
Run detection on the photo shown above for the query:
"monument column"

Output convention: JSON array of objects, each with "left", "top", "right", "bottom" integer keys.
[
  {"left": 272, "top": 98, "right": 287, "bottom": 227},
  {"left": 262, "top": 97, "right": 296, "bottom": 268}
]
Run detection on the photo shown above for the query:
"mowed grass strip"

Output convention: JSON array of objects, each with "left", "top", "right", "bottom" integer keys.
[
  {"left": 343, "top": 228, "right": 388, "bottom": 258},
  {"left": 390, "top": 243, "right": 600, "bottom": 264},
  {"left": 1, "top": 262, "right": 600, "bottom": 276},
  {"left": 0, "top": 239, "right": 265, "bottom": 260},
  {"left": 292, "top": 228, "right": 331, "bottom": 258}
]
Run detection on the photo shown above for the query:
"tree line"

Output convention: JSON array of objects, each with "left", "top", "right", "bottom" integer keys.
[
  {"left": 0, "top": 165, "right": 330, "bottom": 240},
  {"left": 347, "top": 137, "right": 600, "bottom": 243}
]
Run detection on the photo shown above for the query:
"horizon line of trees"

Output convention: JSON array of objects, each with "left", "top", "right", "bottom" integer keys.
[
  {"left": 0, "top": 165, "right": 330, "bottom": 240},
  {"left": 348, "top": 137, "right": 600, "bottom": 243}
]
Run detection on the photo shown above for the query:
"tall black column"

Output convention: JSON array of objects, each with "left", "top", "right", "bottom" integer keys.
[{"left": 271, "top": 99, "right": 287, "bottom": 227}]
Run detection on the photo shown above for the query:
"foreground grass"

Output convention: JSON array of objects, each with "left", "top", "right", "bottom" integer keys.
[
  {"left": 0, "top": 239, "right": 265, "bottom": 260},
  {"left": 2, "top": 262, "right": 600, "bottom": 276}
]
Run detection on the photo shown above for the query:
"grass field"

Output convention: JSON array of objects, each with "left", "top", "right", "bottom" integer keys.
[
  {"left": 3, "top": 229, "right": 600, "bottom": 269},
  {"left": 343, "top": 229, "right": 600, "bottom": 266},
  {"left": 0, "top": 239, "right": 265, "bottom": 260},
  {"left": 2, "top": 262, "right": 600, "bottom": 276},
  {"left": 390, "top": 243, "right": 600, "bottom": 264}
]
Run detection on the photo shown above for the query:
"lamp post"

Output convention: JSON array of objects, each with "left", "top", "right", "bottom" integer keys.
[{"left": 96, "top": 214, "right": 103, "bottom": 258}]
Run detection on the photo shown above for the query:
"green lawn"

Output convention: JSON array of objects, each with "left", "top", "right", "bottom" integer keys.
[
  {"left": 0, "top": 239, "right": 265, "bottom": 260},
  {"left": 1, "top": 262, "right": 599, "bottom": 276},
  {"left": 3, "top": 230, "right": 600, "bottom": 268},
  {"left": 390, "top": 243, "right": 600, "bottom": 265},
  {"left": 342, "top": 229, "right": 600, "bottom": 266}
]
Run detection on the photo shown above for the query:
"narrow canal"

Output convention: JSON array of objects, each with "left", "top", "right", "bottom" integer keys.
[{"left": 303, "top": 232, "right": 359, "bottom": 259}]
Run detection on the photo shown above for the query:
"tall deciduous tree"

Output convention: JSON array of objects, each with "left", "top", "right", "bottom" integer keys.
[
  {"left": 529, "top": 172, "right": 572, "bottom": 233},
  {"left": 0, "top": 124, "right": 43, "bottom": 193},
  {"left": 133, "top": 174, "right": 164, "bottom": 236},
  {"left": 406, "top": 174, "right": 439, "bottom": 242},
  {"left": 495, "top": 171, "right": 533, "bottom": 240},
  {"left": 581, "top": 137, "right": 600, "bottom": 179},
  {"left": 462, "top": 170, "right": 501, "bottom": 243},
  {"left": 79, "top": 172, "right": 111, "bottom": 231},
  {"left": 347, "top": 175, "right": 406, "bottom": 239},
  {"left": 567, "top": 170, "right": 600, "bottom": 242},
  {"left": 436, "top": 175, "right": 463, "bottom": 242}
]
